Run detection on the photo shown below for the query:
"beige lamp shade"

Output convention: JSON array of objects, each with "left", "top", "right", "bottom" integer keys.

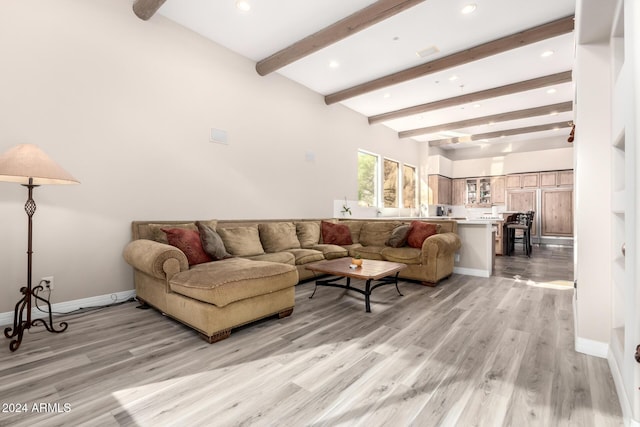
[{"left": 0, "top": 144, "right": 79, "bottom": 185}]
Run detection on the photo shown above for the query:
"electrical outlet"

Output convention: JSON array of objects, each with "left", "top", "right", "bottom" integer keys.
[{"left": 42, "top": 276, "right": 54, "bottom": 290}]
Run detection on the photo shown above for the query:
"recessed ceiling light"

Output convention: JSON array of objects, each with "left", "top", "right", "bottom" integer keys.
[
  {"left": 461, "top": 4, "right": 477, "bottom": 14},
  {"left": 449, "top": 75, "right": 459, "bottom": 81},
  {"left": 383, "top": 93, "right": 391, "bottom": 99},
  {"left": 236, "top": 0, "right": 251, "bottom": 11},
  {"left": 541, "top": 50, "right": 555, "bottom": 58},
  {"left": 547, "top": 88, "right": 557, "bottom": 94},
  {"left": 473, "top": 104, "right": 481, "bottom": 108},
  {"left": 329, "top": 60, "right": 340, "bottom": 68}
]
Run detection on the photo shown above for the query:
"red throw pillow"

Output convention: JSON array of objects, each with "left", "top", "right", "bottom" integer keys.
[
  {"left": 406, "top": 221, "right": 438, "bottom": 248},
  {"left": 162, "top": 227, "right": 212, "bottom": 266},
  {"left": 321, "top": 221, "right": 353, "bottom": 245}
]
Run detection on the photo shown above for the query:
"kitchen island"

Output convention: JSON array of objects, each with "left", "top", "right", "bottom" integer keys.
[{"left": 453, "top": 220, "right": 497, "bottom": 278}]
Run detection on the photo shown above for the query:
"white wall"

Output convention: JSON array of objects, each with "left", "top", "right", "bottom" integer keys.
[
  {"left": 451, "top": 147, "right": 573, "bottom": 178},
  {"left": 0, "top": 0, "right": 419, "bottom": 313},
  {"left": 573, "top": 42, "right": 612, "bottom": 345}
]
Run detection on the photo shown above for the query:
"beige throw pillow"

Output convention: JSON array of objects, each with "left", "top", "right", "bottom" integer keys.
[
  {"left": 259, "top": 222, "right": 301, "bottom": 253},
  {"left": 218, "top": 226, "right": 265, "bottom": 257},
  {"left": 296, "top": 222, "right": 321, "bottom": 248},
  {"left": 359, "top": 222, "right": 399, "bottom": 246}
]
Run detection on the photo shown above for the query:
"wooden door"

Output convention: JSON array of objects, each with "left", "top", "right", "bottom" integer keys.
[
  {"left": 506, "top": 175, "right": 521, "bottom": 189},
  {"left": 541, "top": 188, "right": 573, "bottom": 236},
  {"left": 491, "top": 176, "right": 505, "bottom": 204},
  {"left": 521, "top": 173, "right": 540, "bottom": 188},
  {"left": 427, "top": 175, "right": 438, "bottom": 205},
  {"left": 540, "top": 171, "right": 557, "bottom": 187},
  {"left": 452, "top": 179, "right": 466, "bottom": 205},
  {"left": 438, "top": 176, "right": 452, "bottom": 205},
  {"left": 558, "top": 170, "right": 574, "bottom": 186},
  {"left": 507, "top": 190, "right": 537, "bottom": 235}
]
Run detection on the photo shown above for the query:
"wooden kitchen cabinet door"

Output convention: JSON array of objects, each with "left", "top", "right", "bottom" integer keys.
[
  {"left": 438, "top": 176, "right": 452, "bottom": 205},
  {"left": 490, "top": 176, "right": 505, "bottom": 204},
  {"left": 452, "top": 178, "right": 466, "bottom": 205},
  {"left": 541, "top": 188, "right": 573, "bottom": 236}
]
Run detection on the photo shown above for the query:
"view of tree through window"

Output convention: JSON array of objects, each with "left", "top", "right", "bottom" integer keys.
[
  {"left": 358, "top": 151, "right": 378, "bottom": 207},
  {"left": 403, "top": 164, "right": 416, "bottom": 208},
  {"left": 383, "top": 158, "right": 399, "bottom": 208}
]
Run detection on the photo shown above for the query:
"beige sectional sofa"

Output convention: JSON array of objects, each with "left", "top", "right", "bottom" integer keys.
[{"left": 123, "top": 218, "right": 461, "bottom": 344}]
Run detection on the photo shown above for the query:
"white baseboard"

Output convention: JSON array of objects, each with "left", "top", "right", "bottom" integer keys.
[
  {"left": 453, "top": 267, "right": 490, "bottom": 278},
  {"left": 574, "top": 336, "right": 609, "bottom": 358},
  {"left": 608, "top": 351, "right": 640, "bottom": 427},
  {"left": 0, "top": 290, "right": 136, "bottom": 327}
]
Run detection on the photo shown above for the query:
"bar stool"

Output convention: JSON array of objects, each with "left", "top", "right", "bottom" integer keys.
[
  {"left": 503, "top": 213, "right": 518, "bottom": 255},
  {"left": 506, "top": 212, "right": 532, "bottom": 256}
]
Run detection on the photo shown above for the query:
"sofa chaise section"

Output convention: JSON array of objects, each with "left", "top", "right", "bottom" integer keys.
[{"left": 124, "top": 221, "right": 298, "bottom": 343}]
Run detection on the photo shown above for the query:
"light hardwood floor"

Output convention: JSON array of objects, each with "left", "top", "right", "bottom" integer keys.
[{"left": 0, "top": 248, "right": 622, "bottom": 426}]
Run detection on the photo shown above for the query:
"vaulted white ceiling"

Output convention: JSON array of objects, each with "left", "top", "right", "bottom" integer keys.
[{"left": 155, "top": 0, "right": 576, "bottom": 152}]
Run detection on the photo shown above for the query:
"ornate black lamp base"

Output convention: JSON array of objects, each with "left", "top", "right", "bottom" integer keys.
[{"left": 4, "top": 285, "right": 68, "bottom": 352}]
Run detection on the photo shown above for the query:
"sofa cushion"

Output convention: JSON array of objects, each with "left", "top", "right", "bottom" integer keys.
[
  {"left": 321, "top": 221, "right": 353, "bottom": 245},
  {"left": 386, "top": 224, "right": 411, "bottom": 248},
  {"left": 349, "top": 245, "right": 385, "bottom": 261},
  {"left": 259, "top": 222, "right": 301, "bottom": 253},
  {"left": 359, "top": 222, "right": 399, "bottom": 247},
  {"left": 340, "top": 221, "right": 365, "bottom": 244},
  {"left": 246, "top": 252, "right": 296, "bottom": 265},
  {"left": 196, "top": 221, "right": 232, "bottom": 261},
  {"left": 169, "top": 258, "right": 297, "bottom": 307},
  {"left": 407, "top": 221, "right": 439, "bottom": 249},
  {"left": 311, "top": 244, "right": 348, "bottom": 260},
  {"left": 285, "top": 249, "right": 325, "bottom": 265},
  {"left": 381, "top": 247, "right": 422, "bottom": 264},
  {"left": 296, "top": 221, "right": 321, "bottom": 248},
  {"left": 161, "top": 227, "right": 212, "bottom": 266},
  {"left": 218, "top": 226, "right": 265, "bottom": 257}
]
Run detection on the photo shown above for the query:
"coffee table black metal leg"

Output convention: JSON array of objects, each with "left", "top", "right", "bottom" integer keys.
[
  {"left": 365, "top": 279, "right": 372, "bottom": 313},
  {"left": 393, "top": 272, "right": 403, "bottom": 296}
]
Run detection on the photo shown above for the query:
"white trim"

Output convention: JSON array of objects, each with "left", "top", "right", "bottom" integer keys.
[
  {"left": 574, "top": 336, "right": 609, "bottom": 358},
  {"left": 0, "top": 290, "right": 136, "bottom": 326},
  {"left": 453, "top": 267, "right": 490, "bottom": 278},
  {"left": 608, "top": 351, "right": 640, "bottom": 427}
]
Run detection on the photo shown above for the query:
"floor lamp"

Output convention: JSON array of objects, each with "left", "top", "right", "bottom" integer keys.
[{"left": 0, "top": 144, "right": 79, "bottom": 352}]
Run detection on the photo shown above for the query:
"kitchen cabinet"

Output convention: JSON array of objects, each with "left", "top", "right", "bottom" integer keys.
[
  {"left": 428, "top": 175, "right": 451, "bottom": 205},
  {"left": 540, "top": 170, "right": 574, "bottom": 187},
  {"left": 452, "top": 178, "right": 466, "bottom": 206},
  {"left": 541, "top": 188, "right": 573, "bottom": 236},
  {"left": 506, "top": 173, "right": 539, "bottom": 189},
  {"left": 466, "top": 177, "right": 491, "bottom": 207},
  {"left": 490, "top": 176, "right": 506, "bottom": 204}
]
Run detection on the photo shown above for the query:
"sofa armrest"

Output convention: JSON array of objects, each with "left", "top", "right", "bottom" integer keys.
[
  {"left": 421, "top": 232, "right": 462, "bottom": 262},
  {"left": 123, "top": 239, "right": 189, "bottom": 280}
]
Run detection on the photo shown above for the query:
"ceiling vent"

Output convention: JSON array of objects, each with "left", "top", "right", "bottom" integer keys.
[{"left": 416, "top": 45, "right": 440, "bottom": 58}]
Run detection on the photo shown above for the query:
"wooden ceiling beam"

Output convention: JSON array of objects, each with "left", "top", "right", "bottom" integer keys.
[
  {"left": 133, "top": 0, "right": 167, "bottom": 21},
  {"left": 369, "top": 70, "right": 572, "bottom": 124},
  {"left": 326, "top": 15, "right": 575, "bottom": 105},
  {"left": 399, "top": 101, "right": 573, "bottom": 138},
  {"left": 256, "top": 0, "right": 426, "bottom": 76},
  {"left": 428, "top": 121, "right": 572, "bottom": 147}
]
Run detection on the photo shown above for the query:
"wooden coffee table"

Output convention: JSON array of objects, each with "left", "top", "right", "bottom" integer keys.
[{"left": 305, "top": 258, "right": 407, "bottom": 312}]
